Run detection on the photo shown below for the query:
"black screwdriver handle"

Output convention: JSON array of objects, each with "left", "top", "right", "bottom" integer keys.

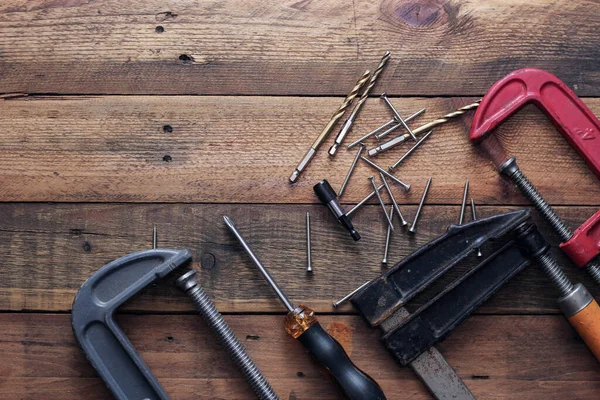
[{"left": 297, "top": 322, "right": 386, "bottom": 400}]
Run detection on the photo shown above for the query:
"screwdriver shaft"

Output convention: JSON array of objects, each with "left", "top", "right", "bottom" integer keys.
[
  {"left": 332, "top": 280, "right": 371, "bottom": 307},
  {"left": 224, "top": 216, "right": 295, "bottom": 312}
]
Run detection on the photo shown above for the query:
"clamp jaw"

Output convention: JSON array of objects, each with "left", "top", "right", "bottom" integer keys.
[{"left": 469, "top": 68, "right": 600, "bottom": 268}]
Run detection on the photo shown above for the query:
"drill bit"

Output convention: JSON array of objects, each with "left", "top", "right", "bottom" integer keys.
[
  {"left": 347, "top": 108, "right": 426, "bottom": 149},
  {"left": 458, "top": 180, "right": 469, "bottom": 225},
  {"left": 329, "top": 51, "right": 391, "bottom": 156},
  {"left": 289, "top": 70, "right": 370, "bottom": 183},
  {"left": 369, "top": 100, "right": 481, "bottom": 157}
]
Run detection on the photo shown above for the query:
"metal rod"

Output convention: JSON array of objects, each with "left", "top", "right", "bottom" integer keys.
[
  {"left": 381, "top": 93, "right": 416, "bottom": 140},
  {"left": 368, "top": 100, "right": 481, "bottom": 157},
  {"left": 346, "top": 184, "right": 385, "bottom": 217},
  {"left": 289, "top": 70, "right": 371, "bottom": 182},
  {"left": 375, "top": 108, "right": 426, "bottom": 141},
  {"left": 347, "top": 119, "right": 396, "bottom": 149},
  {"left": 389, "top": 130, "right": 434, "bottom": 170},
  {"left": 382, "top": 204, "right": 394, "bottom": 265},
  {"left": 471, "top": 198, "right": 483, "bottom": 257},
  {"left": 306, "top": 212, "right": 312, "bottom": 272},
  {"left": 458, "top": 180, "right": 469, "bottom": 225},
  {"left": 332, "top": 280, "right": 371, "bottom": 307},
  {"left": 408, "top": 177, "right": 432, "bottom": 234},
  {"left": 152, "top": 225, "right": 157, "bottom": 249},
  {"left": 379, "top": 172, "right": 408, "bottom": 226},
  {"left": 329, "top": 51, "right": 391, "bottom": 156},
  {"left": 361, "top": 156, "right": 410, "bottom": 190},
  {"left": 338, "top": 144, "right": 364, "bottom": 197},
  {"left": 223, "top": 216, "right": 295, "bottom": 312},
  {"left": 369, "top": 176, "right": 394, "bottom": 231}
]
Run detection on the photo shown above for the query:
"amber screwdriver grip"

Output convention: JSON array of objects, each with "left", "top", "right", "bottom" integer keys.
[{"left": 285, "top": 305, "right": 386, "bottom": 400}]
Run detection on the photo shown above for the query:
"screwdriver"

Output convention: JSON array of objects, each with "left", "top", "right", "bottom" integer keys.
[{"left": 223, "top": 216, "right": 386, "bottom": 400}]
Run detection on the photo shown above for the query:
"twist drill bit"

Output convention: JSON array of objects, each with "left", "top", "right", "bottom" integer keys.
[
  {"left": 329, "top": 51, "right": 391, "bottom": 156},
  {"left": 368, "top": 100, "right": 481, "bottom": 157},
  {"left": 289, "top": 70, "right": 371, "bottom": 183}
]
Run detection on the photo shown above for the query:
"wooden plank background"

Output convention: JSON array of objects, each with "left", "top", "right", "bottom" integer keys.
[{"left": 0, "top": 0, "right": 599, "bottom": 399}]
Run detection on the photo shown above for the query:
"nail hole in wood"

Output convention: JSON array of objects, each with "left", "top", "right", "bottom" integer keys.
[
  {"left": 179, "top": 54, "right": 194, "bottom": 64},
  {"left": 155, "top": 26, "right": 165, "bottom": 33},
  {"left": 162, "top": 124, "right": 173, "bottom": 133},
  {"left": 83, "top": 242, "right": 92, "bottom": 252},
  {"left": 163, "top": 155, "right": 172, "bottom": 162}
]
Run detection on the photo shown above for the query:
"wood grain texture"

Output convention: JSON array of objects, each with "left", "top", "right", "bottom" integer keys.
[
  {"left": 0, "top": 202, "right": 598, "bottom": 313},
  {"left": 1, "top": 95, "right": 598, "bottom": 204},
  {"left": 0, "top": 0, "right": 599, "bottom": 95},
  {"left": 0, "top": 314, "right": 598, "bottom": 399}
]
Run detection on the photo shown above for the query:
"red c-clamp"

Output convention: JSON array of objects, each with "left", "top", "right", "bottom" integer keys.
[{"left": 469, "top": 68, "right": 600, "bottom": 269}]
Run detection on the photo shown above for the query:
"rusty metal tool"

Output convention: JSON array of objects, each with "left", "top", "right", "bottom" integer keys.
[
  {"left": 290, "top": 70, "right": 370, "bottom": 182},
  {"left": 469, "top": 68, "right": 600, "bottom": 284},
  {"left": 348, "top": 210, "right": 545, "bottom": 398},
  {"left": 369, "top": 100, "right": 481, "bottom": 156},
  {"left": 329, "top": 52, "right": 391, "bottom": 156},
  {"left": 347, "top": 108, "right": 426, "bottom": 149},
  {"left": 224, "top": 216, "right": 387, "bottom": 400}
]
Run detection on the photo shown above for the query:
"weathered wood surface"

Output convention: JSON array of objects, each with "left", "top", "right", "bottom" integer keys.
[
  {"left": 0, "top": 1, "right": 600, "bottom": 96},
  {"left": 0, "top": 202, "right": 598, "bottom": 313},
  {"left": 0, "top": 314, "right": 598, "bottom": 399},
  {"left": 1, "top": 95, "right": 599, "bottom": 204}
]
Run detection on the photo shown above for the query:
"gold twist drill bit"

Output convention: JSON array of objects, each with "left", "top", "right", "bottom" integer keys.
[
  {"left": 289, "top": 70, "right": 371, "bottom": 183},
  {"left": 329, "top": 51, "right": 392, "bottom": 156},
  {"left": 368, "top": 100, "right": 481, "bottom": 157}
]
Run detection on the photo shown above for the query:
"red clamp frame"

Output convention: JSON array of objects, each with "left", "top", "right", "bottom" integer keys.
[{"left": 469, "top": 68, "right": 600, "bottom": 267}]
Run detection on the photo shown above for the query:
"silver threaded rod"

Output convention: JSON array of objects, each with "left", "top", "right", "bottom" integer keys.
[
  {"left": 176, "top": 270, "right": 279, "bottom": 400},
  {"left": 501, "top": 157, "right": 600, "bottom": 284},
  {"left": 535, "top": 253, "right": 574, "bottom": 298}
]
